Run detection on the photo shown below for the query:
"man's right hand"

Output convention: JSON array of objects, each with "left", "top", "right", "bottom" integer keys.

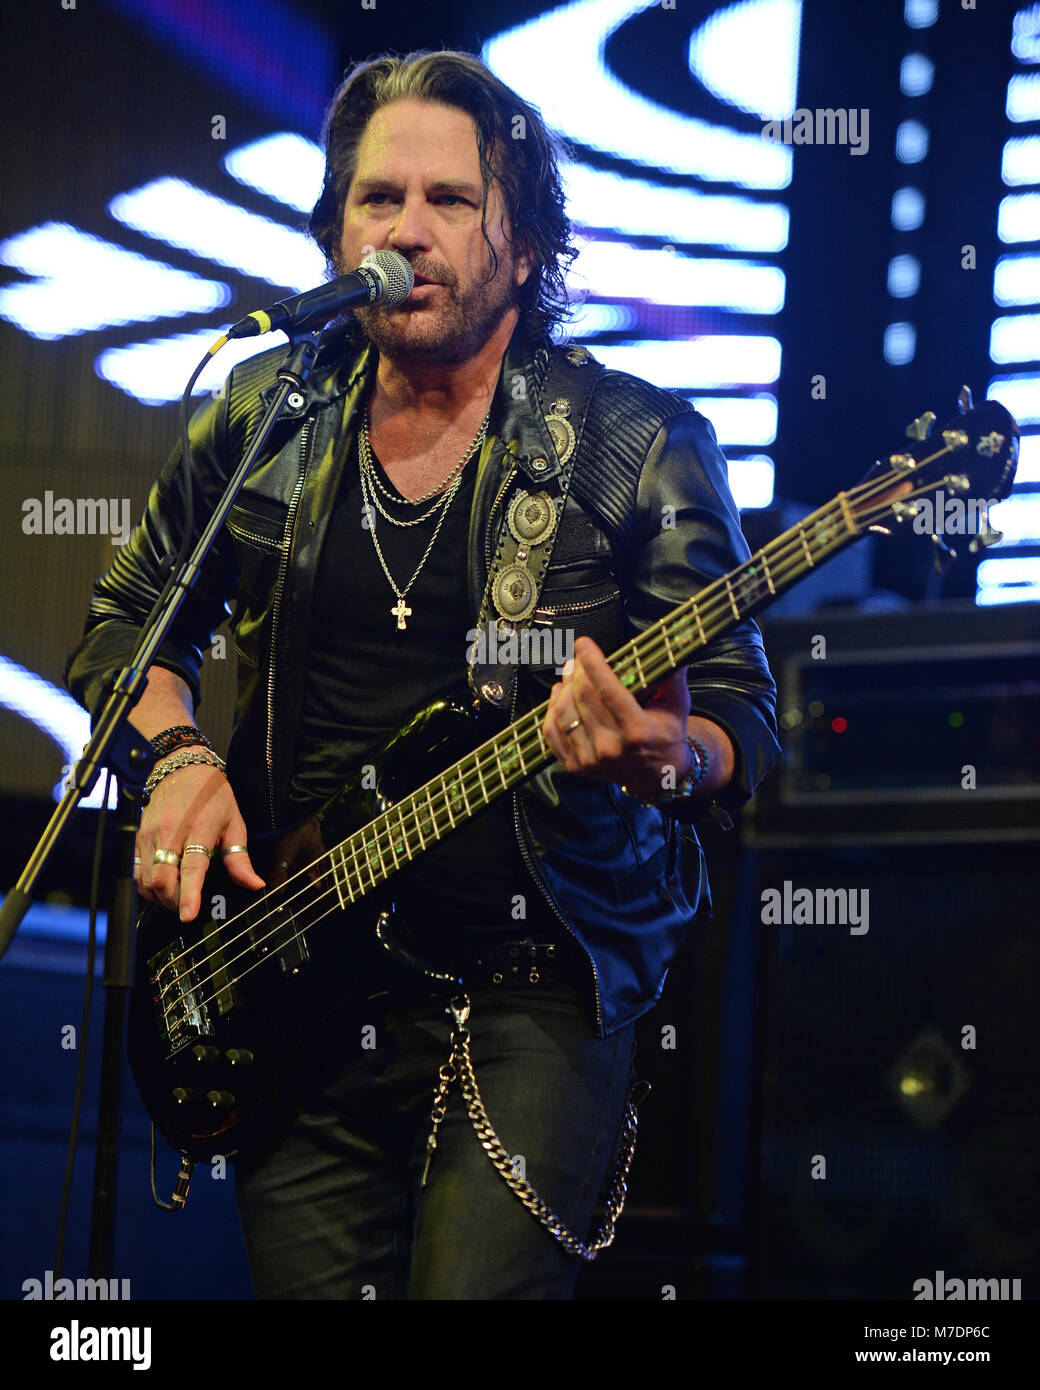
[{"left": 134, "top": 761, "right": 265, "bottom": 922}]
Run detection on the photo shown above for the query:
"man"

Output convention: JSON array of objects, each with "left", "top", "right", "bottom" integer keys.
[{"left": 65, "top": 51, "right": 779, "bottom": 1299}]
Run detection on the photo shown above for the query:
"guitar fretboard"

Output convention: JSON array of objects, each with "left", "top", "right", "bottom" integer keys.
[{"left": 324, "top": 492, "right": 860, "bottom": 905}]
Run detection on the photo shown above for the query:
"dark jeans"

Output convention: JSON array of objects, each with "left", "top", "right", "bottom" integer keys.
[{"left": 233, "top": 978, "right": 638, "bottom": 1299}]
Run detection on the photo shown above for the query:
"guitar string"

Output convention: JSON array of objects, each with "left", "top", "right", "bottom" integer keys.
[
  {"left": 154, "top": 458, "right": 960, "bottom": 1019},
  {"left": 153, "top": 460, "right": 955, "bottom": 1020}
]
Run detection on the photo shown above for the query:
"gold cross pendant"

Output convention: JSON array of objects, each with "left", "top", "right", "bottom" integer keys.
[{"left": 391, "top": 597, "right": 412, "bottom": 630}]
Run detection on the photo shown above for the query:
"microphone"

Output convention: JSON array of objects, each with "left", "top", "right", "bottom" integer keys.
[{"left": 226, "top": 250, "right": 414, "bottom": 339}]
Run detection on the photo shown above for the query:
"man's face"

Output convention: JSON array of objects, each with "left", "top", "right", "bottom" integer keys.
[{"left": 337, "top": 97, "right": 531, "bottom": 365}]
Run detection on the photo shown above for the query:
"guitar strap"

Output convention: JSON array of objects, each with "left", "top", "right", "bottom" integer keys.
[{"left": 467, "top": 344, "right": 604, "bottom": 710}]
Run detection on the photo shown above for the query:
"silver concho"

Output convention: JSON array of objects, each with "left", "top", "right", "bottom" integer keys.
[
  {"left": 544, "top": 397, "right": 576, "bottom": 465},
  {"left": 507, "top": 490, "right": 555, "bottom": 546},
  {"left": 565, "top": 346, "right": 591, "bottom": 366},
  {"left": 493, "top": 563, "right": 538, "bottom": 621}
]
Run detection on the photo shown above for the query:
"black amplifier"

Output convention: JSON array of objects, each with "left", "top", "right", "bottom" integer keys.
[{"left": 749, "top": 600, "right": 1040, "bottom": 846}]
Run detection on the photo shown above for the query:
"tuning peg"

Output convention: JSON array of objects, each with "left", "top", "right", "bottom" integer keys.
[
  {"left": 906, "top": 412, "right": 936, "bottom": 441},
  {"left": 957, "top": 386, "right": 974, "bottom": 415}
]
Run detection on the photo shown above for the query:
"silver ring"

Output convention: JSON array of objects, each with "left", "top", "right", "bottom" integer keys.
[
  {"left": 221, "top": 844, "right": 248, "bottom": 857},
  {"left": 152, "top": 848, "right": 181, "bottom": 867},
  {"left": 564, "top": 718, "right": 582, "bottom": 735},
  {"left": 182, "top": 843, "right": 213, "bottom": 857},
  {"left": 133, "top": 857, "right": 141, "bottom": 866}
]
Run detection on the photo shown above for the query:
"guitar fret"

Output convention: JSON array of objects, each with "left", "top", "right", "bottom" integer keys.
[
  {"left": 493, "top": 741, "right": 508, "bottom": 790},
  {"left": 426, "top": 785, "right": 440, "bottom": 839},
  {"left": 694, "top": 605, "right": 706, "bottom": 645},
  {"left": 370, "top": 826, "right": 388, "bottom": 880},
  {"left": 383, "top": 817, "right": 400, "bottom": 871},
  {"left": 761, "top": 551, "right": 776, "bottom": 595},
  {"left": 411, "top": 796, "right": 426, "bottom": 851},
  {"left": 838, "top": 491, "right": 857, "bottom": 537},
  {"left": 331, "top": 844, "right": 351, "bottom": 909},
  {"left": 722, "top": 575, "right": 739, "bottom": 619},
  {"left": 662, "top": 626, "right": 676, "bottom": 665},
  {"left": 441, "top": 775, "right": 456, "bottom": 829},
  {"left": 349, "top": 836, "right": 367, "bottom": 895},
  {"left": 632, "top": 648, "right": 645, "bottom": 688},
  {"left": 473, "top": 754, "right": 488, "bottom": 803},
  {"left": 395, "top": 805, "right": 412, "bottom": 861},
  {"left": 799, "top": 526, "right": 815, "bottom": 567},
  {"left": 515, "top": 733, "right": 527, "bottom": 775}
]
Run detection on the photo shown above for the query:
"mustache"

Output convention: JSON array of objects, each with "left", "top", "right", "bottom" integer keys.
[{"left": 404, "top": 256, "right": 457, "bottom": 288}]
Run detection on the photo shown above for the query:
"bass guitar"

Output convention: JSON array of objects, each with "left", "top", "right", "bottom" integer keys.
[{"left": 128, "top": 392, "right": 1018, "bottom": 1164}]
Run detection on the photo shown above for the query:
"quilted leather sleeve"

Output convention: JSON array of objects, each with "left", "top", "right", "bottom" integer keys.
[
  {"left": 623, "top": 408, "right": 781, "bottom": 814},
  {"left": 63, "top": 388, "right": 239, "bottom": 720}
]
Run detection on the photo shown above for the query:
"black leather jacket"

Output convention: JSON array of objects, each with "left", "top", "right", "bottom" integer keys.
[{"left": 65, "top": 323, "right": 779, "bottom": 1036}]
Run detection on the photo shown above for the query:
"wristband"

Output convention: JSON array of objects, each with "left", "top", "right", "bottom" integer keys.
[
  {"left": 621, "top": 735, "right": 708, "bottom": 807},
  {"left": 150, "top": 724, "right": 213, "bottom": 758}
]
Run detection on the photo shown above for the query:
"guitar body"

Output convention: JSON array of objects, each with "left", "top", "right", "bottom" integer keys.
[{"left": 128, "top": 695, "right": 490, "bottom": 1160}]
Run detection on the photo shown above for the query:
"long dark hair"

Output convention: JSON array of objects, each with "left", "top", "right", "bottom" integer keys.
[{"left": 308, "top": 51, "right": 576, "bottom": 342}]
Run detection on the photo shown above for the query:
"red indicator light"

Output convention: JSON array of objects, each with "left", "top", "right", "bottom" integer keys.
[{"left": 831, "top": 716, "right": 847, "bottom": 733}]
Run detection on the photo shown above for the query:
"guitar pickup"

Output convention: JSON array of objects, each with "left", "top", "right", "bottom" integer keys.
[{"left": 149, "top": 938, "right": 214, "bottom": 1060}]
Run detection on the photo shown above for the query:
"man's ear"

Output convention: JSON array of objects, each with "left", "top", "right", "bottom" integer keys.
[{"left": 514, "top": 243, "right": 533, "bottom": 288}]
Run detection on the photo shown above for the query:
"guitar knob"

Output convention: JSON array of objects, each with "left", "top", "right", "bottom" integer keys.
[
  {"left": 191, "top": 1045, "right": 220, "bottom": 1063},
  {"left": 224, "top": 1048, "right": 254, "bottom": 1067},
  {"left": 170, "top": 1087, "right": 197, "bottom": 1105},
  {"left": 205, "top": 1090, "right": 236, "bottom": 1110},
  {"left": 957, "top": 385, "right": 974, "bottom": 415}
]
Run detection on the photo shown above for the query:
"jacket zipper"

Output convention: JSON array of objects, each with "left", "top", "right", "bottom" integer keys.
[
  {"left": 534, "top": 590, "right": 620, "bottom": 619},
  {"left": 485, "top": 459, "right": 518, "bottom": 572},
  {"left": 509, "top": 678, "right": 605, "bottom": 1034},
  {"left": 265, "top": 419, "right": 313, "bottom": 827},
  {"left": 227, "top": 521, "right": 282, "bottom": 552}
]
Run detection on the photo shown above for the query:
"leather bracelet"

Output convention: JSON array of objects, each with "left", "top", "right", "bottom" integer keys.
[
  {"left": 142, "top": 748, "right": 227, "bottom": 803},
  {"left": 150, "top": 724, "right": 213, "bottom": 758},
  {"left": 621, "top": 735, "right": 708, "bottom": 807}
]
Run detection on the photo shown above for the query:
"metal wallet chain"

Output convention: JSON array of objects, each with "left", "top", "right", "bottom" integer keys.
[{"left": 420, "top": 994, "right": 650, "bottom": 1260}]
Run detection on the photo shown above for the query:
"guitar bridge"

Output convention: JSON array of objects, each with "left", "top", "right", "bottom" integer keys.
[{"left": 149, "top": 938, "right": 214, "bottom": 1060}]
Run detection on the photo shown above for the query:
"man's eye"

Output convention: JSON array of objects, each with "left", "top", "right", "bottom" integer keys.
[{"left": 363, "top": 193, "right": 393, "bottom": 205}]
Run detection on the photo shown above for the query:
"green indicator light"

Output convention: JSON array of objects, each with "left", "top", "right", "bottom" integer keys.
[
  {"left": 948, "top": 711, "right": 964, "bottom": 728},
  {"left": 621, "top": 671, "right": 635, "bottom": 686}
]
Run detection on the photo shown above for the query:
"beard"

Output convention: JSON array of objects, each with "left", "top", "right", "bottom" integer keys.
[{"left": 350, "top": 251, "right": 520, "bottom": 366}]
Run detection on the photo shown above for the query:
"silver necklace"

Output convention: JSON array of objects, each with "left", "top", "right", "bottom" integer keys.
[
  {"left": 359, "top": 407, "right": 490, "bottom": 525},
  {"left": 358, "top": 408, "right": 490, "bottom": 630}
]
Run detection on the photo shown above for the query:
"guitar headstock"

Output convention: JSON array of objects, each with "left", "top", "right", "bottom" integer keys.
[{"left": 852, "top": 387, "right": 1020, "bottom": 564}]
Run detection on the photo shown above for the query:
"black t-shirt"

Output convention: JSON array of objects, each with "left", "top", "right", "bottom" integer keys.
[{"left": 289, "top": 424, "right": 561, "bottom": 951}]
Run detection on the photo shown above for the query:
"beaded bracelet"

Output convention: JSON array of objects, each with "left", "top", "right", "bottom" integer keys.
[
  {"left": 150, "top": 724, "right": 213, "bottom": 759},
  {"left": 621, "top": 735, "right": 708, "bottom": 807}
]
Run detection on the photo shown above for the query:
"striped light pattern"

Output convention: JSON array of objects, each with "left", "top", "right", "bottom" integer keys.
[{"left": 980, "top": 5, "right": 1040, "bottom": 606}]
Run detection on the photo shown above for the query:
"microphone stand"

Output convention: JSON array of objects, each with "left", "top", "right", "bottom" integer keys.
[{"left": 0, "top": 324, "right": 327, "bottom": 1277}]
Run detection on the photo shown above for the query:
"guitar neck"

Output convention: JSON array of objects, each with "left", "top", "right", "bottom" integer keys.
[{"left": 324, "top": 492, "right": 862, "bottom": 904}]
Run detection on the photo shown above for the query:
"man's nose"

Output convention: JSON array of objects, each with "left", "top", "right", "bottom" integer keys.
[{"left": 388, "top": 195, "right": 434, "bottom": 254}]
